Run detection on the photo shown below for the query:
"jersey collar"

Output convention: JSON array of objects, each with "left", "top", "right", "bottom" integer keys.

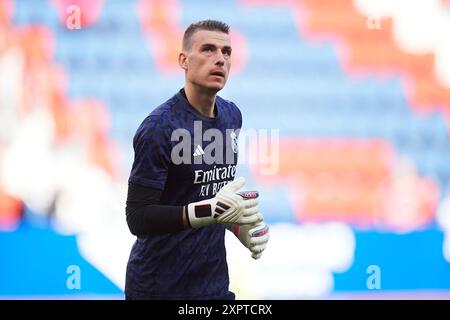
[{"left": 176, "top": 88, "right": 221, "bottom": 122}]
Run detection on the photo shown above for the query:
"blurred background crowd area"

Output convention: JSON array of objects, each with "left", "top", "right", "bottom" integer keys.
[{"left": 1, "top": 0, "right": 450, "bottom": 299}]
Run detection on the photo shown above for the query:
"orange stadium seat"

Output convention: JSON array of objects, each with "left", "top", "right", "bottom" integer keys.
[
  {"left": 299, "top": 0, "right": 450, "bottom": 124},
  {"left": 253, "top": 138, "right": 436, "bottom": 229},
  {"left": 0, "top": 191, "right": 23, "bottom": 230}
]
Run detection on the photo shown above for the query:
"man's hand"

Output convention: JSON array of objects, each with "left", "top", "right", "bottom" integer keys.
[
  {"left": 232, "top": 221, "right": 269, "bottom": 259},
  {"left": 228, "top": 191, "right": 269, "bottom": 259},
  {"left": 186, "top": 177, "right": 262, "bottom": 228}
]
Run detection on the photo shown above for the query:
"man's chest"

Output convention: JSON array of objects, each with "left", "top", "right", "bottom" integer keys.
[{"left": 167, "top": 122, "right": 240, "bottom": 198}]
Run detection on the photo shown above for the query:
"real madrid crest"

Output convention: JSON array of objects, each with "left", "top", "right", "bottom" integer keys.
[{"left": 230, "top": 130, "right": 238, "bottom": 154}]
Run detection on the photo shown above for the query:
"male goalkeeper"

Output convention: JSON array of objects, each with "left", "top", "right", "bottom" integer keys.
[{"left": 124, "top": 20, "right": 269, "bottom": 300}]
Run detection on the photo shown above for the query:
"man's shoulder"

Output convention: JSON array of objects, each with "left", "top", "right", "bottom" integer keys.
[
  {"left": 147, "top": 94, "right": 180, "bottom": 121},
  {"left": 216, "top": 95, "right": 242, "bottom": 125},
  {"left": 216, "top": 95, "right": 239, "bottom": 111},
  {"left": 135, "top": 94, "right": 180, "bottom": 139}
]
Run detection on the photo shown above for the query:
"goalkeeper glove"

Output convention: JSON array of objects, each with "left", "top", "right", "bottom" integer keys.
[
  {"left": 231, "top": 221, "right": 269, "bottom": 259},
  {"left": 185, "top": 177, "right": 261, "bottom": 228},
  {"left": 228, "top": 191, "right": 269, "bottom": 259}
]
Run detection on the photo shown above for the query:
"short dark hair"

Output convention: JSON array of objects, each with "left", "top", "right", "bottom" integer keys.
[{"left": 182, "top": 20, "right": 230, "bottom": 50}]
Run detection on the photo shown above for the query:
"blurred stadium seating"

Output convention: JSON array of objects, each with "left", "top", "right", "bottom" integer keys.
[{"left": 1, "top": 0, "right": 450, "bottom": 299}]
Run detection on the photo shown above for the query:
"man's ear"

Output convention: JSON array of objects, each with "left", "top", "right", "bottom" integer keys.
[{"left": 179, "top": 52, "right": 188, "bottom": 70}]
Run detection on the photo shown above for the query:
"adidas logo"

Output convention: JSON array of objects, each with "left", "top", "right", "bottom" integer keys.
[
  {"left": 193, "top": 145, "right": 205, "bottom": 157},
  {"left": 213, "top": 201, "right": 231, "bottom": 218}
]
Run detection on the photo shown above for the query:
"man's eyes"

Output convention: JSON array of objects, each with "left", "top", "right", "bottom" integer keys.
[{"left": 201, "top": 47, "right": 232, "bottom": 57}]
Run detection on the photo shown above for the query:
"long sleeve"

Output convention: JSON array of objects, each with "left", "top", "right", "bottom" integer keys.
[{"left": 126, "top": 182, "right": 185, "bottom": 235}]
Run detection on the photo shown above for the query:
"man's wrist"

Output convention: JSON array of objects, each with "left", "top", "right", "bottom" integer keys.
[{"left": 182, "top": 206, "right": 192, "bottom": 229}]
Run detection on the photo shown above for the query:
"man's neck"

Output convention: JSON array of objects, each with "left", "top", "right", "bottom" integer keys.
[{"left": 184, "top": 83, "right": 217, "bottom": 118}]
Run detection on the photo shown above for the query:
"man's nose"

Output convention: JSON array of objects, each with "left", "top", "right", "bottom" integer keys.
[{"left": 215, "top": 51, "right": 225, "bottom": 66}]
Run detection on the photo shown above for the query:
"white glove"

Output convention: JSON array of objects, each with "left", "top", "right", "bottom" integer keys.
[
  {"left": 186, "top": 177, "right": 261, "bottom": 228},
  {"left": 230, "top": 220, "right": 269, "bottom": 259}
]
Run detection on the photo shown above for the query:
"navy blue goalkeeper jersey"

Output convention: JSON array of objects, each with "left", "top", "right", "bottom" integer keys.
[{"left": 125, "top": 89, "right": 242, "bottom": 299}]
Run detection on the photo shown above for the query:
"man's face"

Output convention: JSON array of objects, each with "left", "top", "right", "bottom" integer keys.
[{"left": 180, "top": 30, "right": 232, "bottom": 93}]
